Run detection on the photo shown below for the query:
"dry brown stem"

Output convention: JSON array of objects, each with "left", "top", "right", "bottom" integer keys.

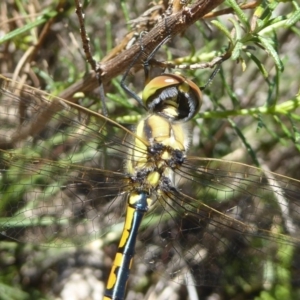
[{"left": 59, "top": 0, "right": 225, "bottom": 102}]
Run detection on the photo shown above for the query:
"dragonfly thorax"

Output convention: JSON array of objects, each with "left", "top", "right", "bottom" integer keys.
[{"left": 126, "top": 112, "right": 188, "bottom": 197}]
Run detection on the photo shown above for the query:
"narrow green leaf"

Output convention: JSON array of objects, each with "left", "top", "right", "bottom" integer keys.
[
  {"left": 245, "top": 51, "right": 269, "bottom": 78},
  {"left": 288, "top": 114, "right": 300, "bottom": 143},
  {"left": 257, "top": 36, "right": 284, "bottom": 72},
  {"left": 292, "top": 0, "right": 300, "bottom": 10},
  {"left": 228, "top": 17, "right": 242, "bottom": 40},
  {"left": 0, "top": 10, "right": 56, "bottom": 44},
  {"left": 120, "top": 0, "right": 131, "bottom": 31},
  {"left": 219, "top": 68, "right": 239, "bottom": 107},
  {"left": 211, "top": 20, "right": 233, "bottom": 43},
  {"left": 231, "top": 41, "right": 243, "bottom": 60},
  {"left": 107, "top": 93, "right": 133, "bottom": 108},
  {"left": 286, "top": 8, "right": 300, "bottom": 26},
  {"left": 227, "top": 118, "right": 260, "bottom": 167},
  {"left": 116, "top": 114, "right": 141, "bottom": 124},
  {"left": 226, "top": 0, "right": 250, "bottom": 30},
  {"left": 197, "top": 95, "right": 300, "bottom": 119},
  {"left": 254, "top": 2, "right": 272, "bottom": 21},
  {"left": 273, "top": 115, "right": 293, "bottom": 141}
]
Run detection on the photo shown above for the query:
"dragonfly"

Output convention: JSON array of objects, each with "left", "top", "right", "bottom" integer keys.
[{"left": 0, "top": 73, "right": 300, "bottom": 300}]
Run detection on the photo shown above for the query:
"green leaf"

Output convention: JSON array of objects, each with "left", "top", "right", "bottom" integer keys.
[
  {"left": 231, "top": 41, "right": 243, "bottom": 60},
  {"left": 0, "top": 11, "right": 56, "bottom": 44},
  {"left": 257, "top": 36, "right": 284, "bottom": 72},
  {"left": 245, "top": 51, "right": 269, "bottom": 79},
  {"left": 211, "top": 20, "right": 233, "bottom": 43},
  {"left": 286, "top": 8, "right": 300, "bottom": 26},
  {"left": 228, "top": 17, "right": 242, "bottom": 40},
  {"left": 227, "top": 118, "right": 260, "bottom": 167},
  {"left": 226, "top": 0, "right": 250, "bottom": 30}
]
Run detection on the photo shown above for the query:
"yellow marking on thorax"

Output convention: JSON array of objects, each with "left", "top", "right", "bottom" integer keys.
[
  {"left": 146, "top": 115, "right": 185, "bottom": 150},
  {"left": 127, "top": 114, "right": 186, "bottom": 174},
  {"left": 146, "top": 171, "right": 160, "bottom": 186}
]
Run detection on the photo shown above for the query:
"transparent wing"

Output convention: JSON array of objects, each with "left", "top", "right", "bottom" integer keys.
[
  {"left": 133, "top": 158, "right": 300, "bottom": 289},
  {"left": 0, "top": 76, "right": 137, "bottom": 246},
  {"left": 1, "top": 75, "right": 300, "bottom": 294}
]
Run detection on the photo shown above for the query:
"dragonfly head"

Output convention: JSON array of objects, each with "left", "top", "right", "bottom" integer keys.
[{"left": 142, "top": 73, "right": 202, "bottom": 122}]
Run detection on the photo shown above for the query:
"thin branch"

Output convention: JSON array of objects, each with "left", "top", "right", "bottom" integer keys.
[
  {"left": 0, "top": 0, "right": 225, "bottom": 147},
  {"left": 59, "top": 0, "right": 225, "bottom": 102}
]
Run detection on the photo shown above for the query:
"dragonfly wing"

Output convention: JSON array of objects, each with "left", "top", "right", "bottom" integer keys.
[
  {"left": 131, "top": 157, "right": 300, "bottom": 288},
  {"left": 0, "top": 76, "right": 133, "bottom": 246}
]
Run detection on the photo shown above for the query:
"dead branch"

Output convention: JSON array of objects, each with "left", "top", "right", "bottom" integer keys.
[{"left": 59, "top": 0, "right": 225, "bottom": 102}]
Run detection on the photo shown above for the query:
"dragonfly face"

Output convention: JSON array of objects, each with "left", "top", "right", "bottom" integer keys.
[
  {"left": 0, "top": 74, "right": 300, "bottom": 299},
  {"left": 142, "top": 73, "right": 202, "bottom": 122}
]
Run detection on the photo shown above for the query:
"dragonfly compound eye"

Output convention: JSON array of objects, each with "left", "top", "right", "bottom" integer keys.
[{"left": 142, "top": 74, "right": 202, "bottom": 122}]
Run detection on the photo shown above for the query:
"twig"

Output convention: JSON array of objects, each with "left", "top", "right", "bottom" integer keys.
[{"left": 59, "top": 0, "right": 225, "bottom": 102}]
